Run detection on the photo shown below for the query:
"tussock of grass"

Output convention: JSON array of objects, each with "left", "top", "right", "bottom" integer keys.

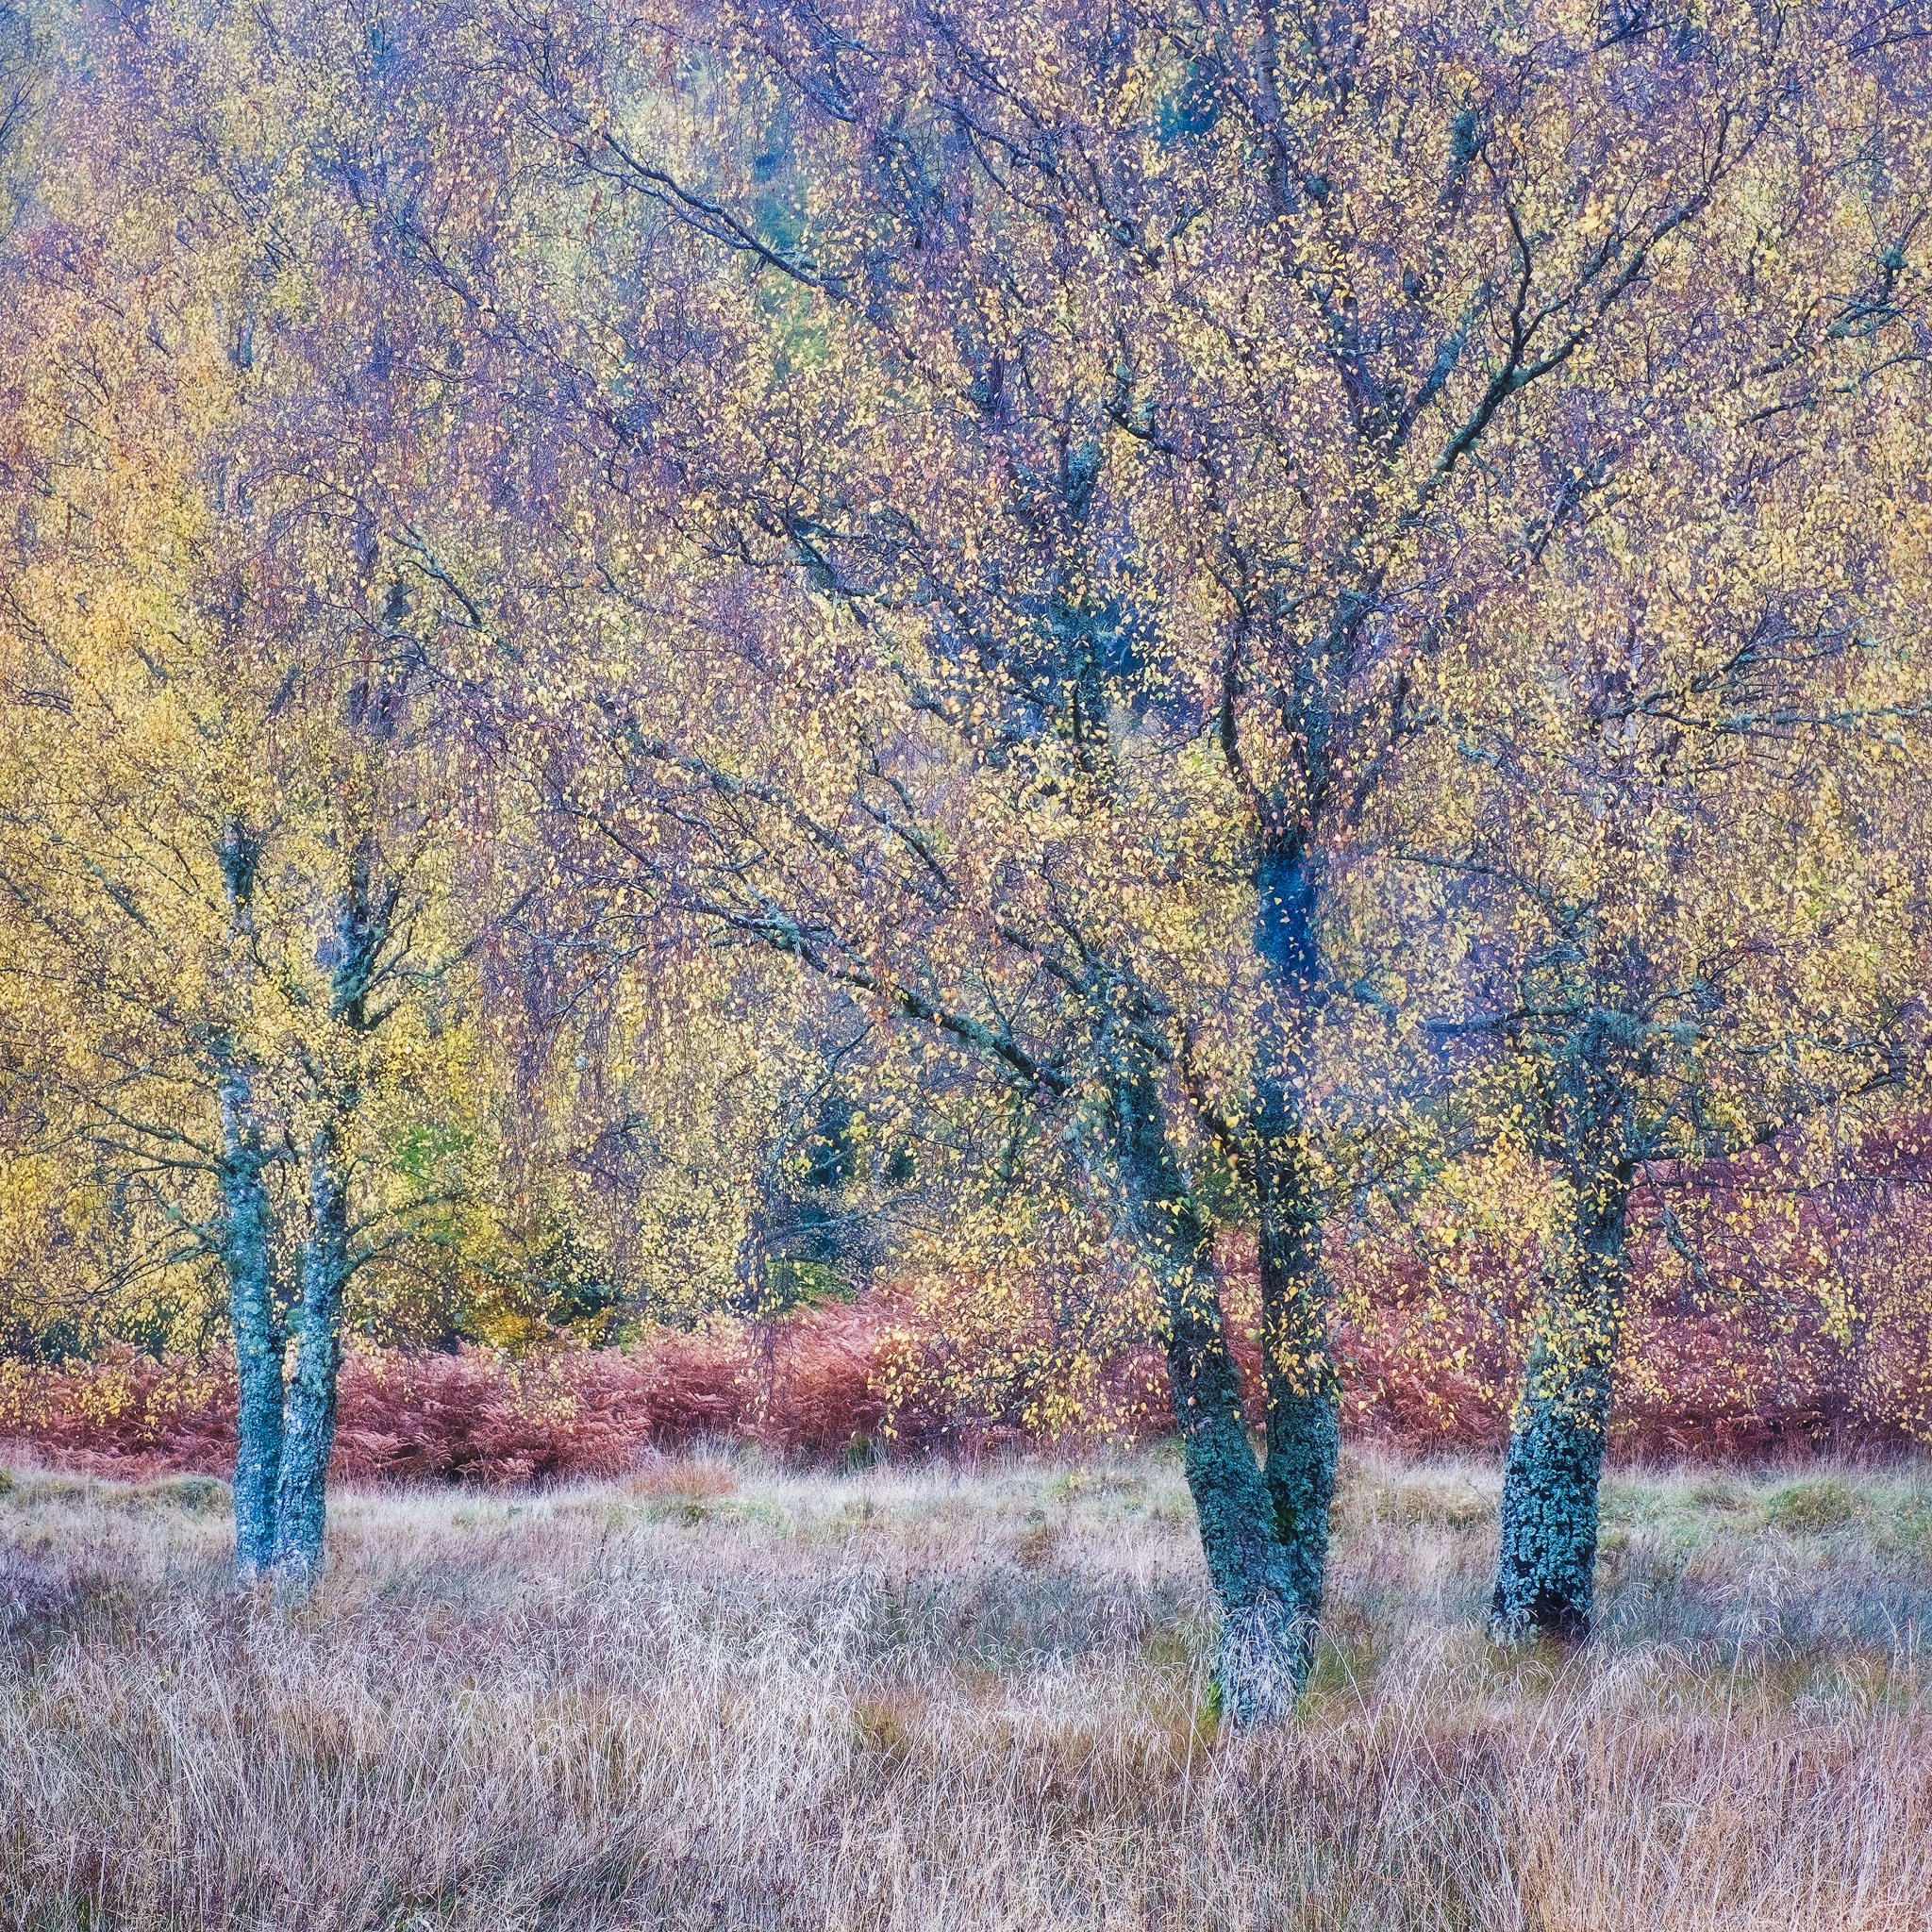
[{"left": 3, "top": 1448, "right": 1930, "bottom": 1929}]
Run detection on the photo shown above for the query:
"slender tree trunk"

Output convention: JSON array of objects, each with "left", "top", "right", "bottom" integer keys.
[
  {"left": 266, "top": 831, "right": 388, "bottom": 1597},
  {"left": 212, "top": 822, "right": 286, "bottom": 1581},
  {"left": 1111, "top": 1066, "right": 1310, "bottom": 1723},
  {"left": 1251, "top": 841, "right": 1340, "bottom": 1632},
  {"left": 215, "top": 1056, "right": 283, "bottom": 1580},
  {"left": 271, "top": 1113, "right": 351, "bottom": 1593},
  {"left": 1491, "top": 1160, "right": 1635, "bottom": 1641}
]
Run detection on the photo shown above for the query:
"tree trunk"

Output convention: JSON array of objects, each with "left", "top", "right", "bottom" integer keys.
[
  {"left": 271, "top": 1114, "right": 351, "bottom": 1594},
  {"left": 1491, "top": 1161, "right": 1634, "bottom": 1641},
  {"left": 267, "top": 840, "right": 387, "bottom": 1598},
  {"left": 1251, "top": 841, "right": 1340, "bottom": 1632},
  {"left": 215, "top": 1056, "right": 283, "bottom": 1581},
  {"left": 1256, "top": 1162, "right": 1339, "bottom": 1626},
  {"left": 212, "top": 822, "right": 285, "bottom": 1582},
  {"left": 1111, "top": 1066, "right": 1310, "bottom": 1723}
]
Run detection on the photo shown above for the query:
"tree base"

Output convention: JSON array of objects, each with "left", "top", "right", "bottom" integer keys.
[
  {"left": 1488, "top": 1589, "right": 1591, "bottom": 1646},
  {"left": 1213, "top": 1599, "right": 1313, "bottom": 1726}
]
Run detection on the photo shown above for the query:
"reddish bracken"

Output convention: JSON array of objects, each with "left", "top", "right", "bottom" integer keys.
[
  {"left": 6, "top": 1224, "right": 1932, "bottom": 1480},
  {"left": 0, "top": 1300, "right": 919, "bottom": 1482}
]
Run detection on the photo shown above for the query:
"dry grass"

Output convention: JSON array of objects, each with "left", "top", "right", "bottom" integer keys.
[{"left": 3, "top": 1449, "right": 1931, "bottom": 1930}]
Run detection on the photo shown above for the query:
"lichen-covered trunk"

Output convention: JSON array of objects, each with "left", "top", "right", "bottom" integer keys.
[
  {"left": 1251, "top": 841, "right": 1339, "bottom": 1632},
  {"left": 215, "top": 1056, "right": 283, "bottom": 1580},
  {"left": 213, "top": 823, "right": 286, "bottom": 1582},
  {"left": 1112, "top": 1067, "right": 1309, "bottom": 1723},
  {"left": 1256, "top": 1154, "right": 1338, "bottom": 1625},
  {"left": 1491, "top": 1162, "right": 1634, "bottom": 1641},
  {"left": 271, "top": 1114, "right": 351, "bottom": 1594}
]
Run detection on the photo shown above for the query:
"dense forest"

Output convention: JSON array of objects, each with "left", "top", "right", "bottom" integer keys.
[{"left": 3, "top": 0, "right": 1932, "bottom": 1723}]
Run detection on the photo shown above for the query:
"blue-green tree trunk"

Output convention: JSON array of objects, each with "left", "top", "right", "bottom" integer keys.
[
  {"left": 215, "top": 1055, "right": 284, "bottom": 1580},
  {"left": 1250, "top": 841, "right": 1339, "bottom": 1636},
  {"left": 1112, "top": 1068, "right": 1311, "bottom": 1723},
  {"left": 266, "top": 841, "right": 388, "bottom": 1597},
  {"left": 212, "top": 822, "right": 286, "bottom": 1581},
  {"left": 270, "top": 1115, "right": 351, "bottom": 1592},
  {"left": 1257, "top": 1176, "right": 1338, "bottom": 1629},
  {"left": 1491, "top": 1164, "right": 1634, "bottom": 1641}
]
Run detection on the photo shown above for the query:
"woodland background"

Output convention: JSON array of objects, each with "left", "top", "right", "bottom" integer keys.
[{"left": 0, "top": 0, "right": 1930, "bottom": 1490}]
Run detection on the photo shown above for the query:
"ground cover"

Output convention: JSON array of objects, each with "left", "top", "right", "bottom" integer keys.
[{"left": 4, "top": 1447, "right": 1929, "bottom": 1928}]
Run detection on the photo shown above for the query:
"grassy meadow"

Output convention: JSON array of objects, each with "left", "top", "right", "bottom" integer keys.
[{"left": 3, "top": 1447, "right": 1930, "bottom": 1931}]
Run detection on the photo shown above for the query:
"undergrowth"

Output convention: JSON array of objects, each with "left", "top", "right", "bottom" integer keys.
[{"left": 3, "top": 1447, "right": 1929, "bottom": 1929}]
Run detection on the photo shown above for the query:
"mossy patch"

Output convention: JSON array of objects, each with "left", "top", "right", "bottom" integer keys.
[
  {"left": 4, "top": 1474, "right": 90, "bottom": 1508},
  {"left": 642, "top": 1497, "right": 715, "bottom": 1526},
  {"left": 142, "top": 1474, "right": 229, "bottom": 1516},
  {"left": 1761, "top": 1477, "right": 1869, "bottom": 1536}
]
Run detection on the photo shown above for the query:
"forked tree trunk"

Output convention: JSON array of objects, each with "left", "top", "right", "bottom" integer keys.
[
  {"left": 1491, "top": 1161, "right": 1634, "bottom": 1641},
  {"left": 213, "top": 1076, "right": 355, "bottom": 1597},
  {"left": 211, "top": 826, "right": 376, "bottom": 1598},
  {"left": 1111, "top": 1067, "right": 1311, "bottom": 1724},
  {"left": 265, "top": 837, "right": 387, "bottom": 1597}
]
